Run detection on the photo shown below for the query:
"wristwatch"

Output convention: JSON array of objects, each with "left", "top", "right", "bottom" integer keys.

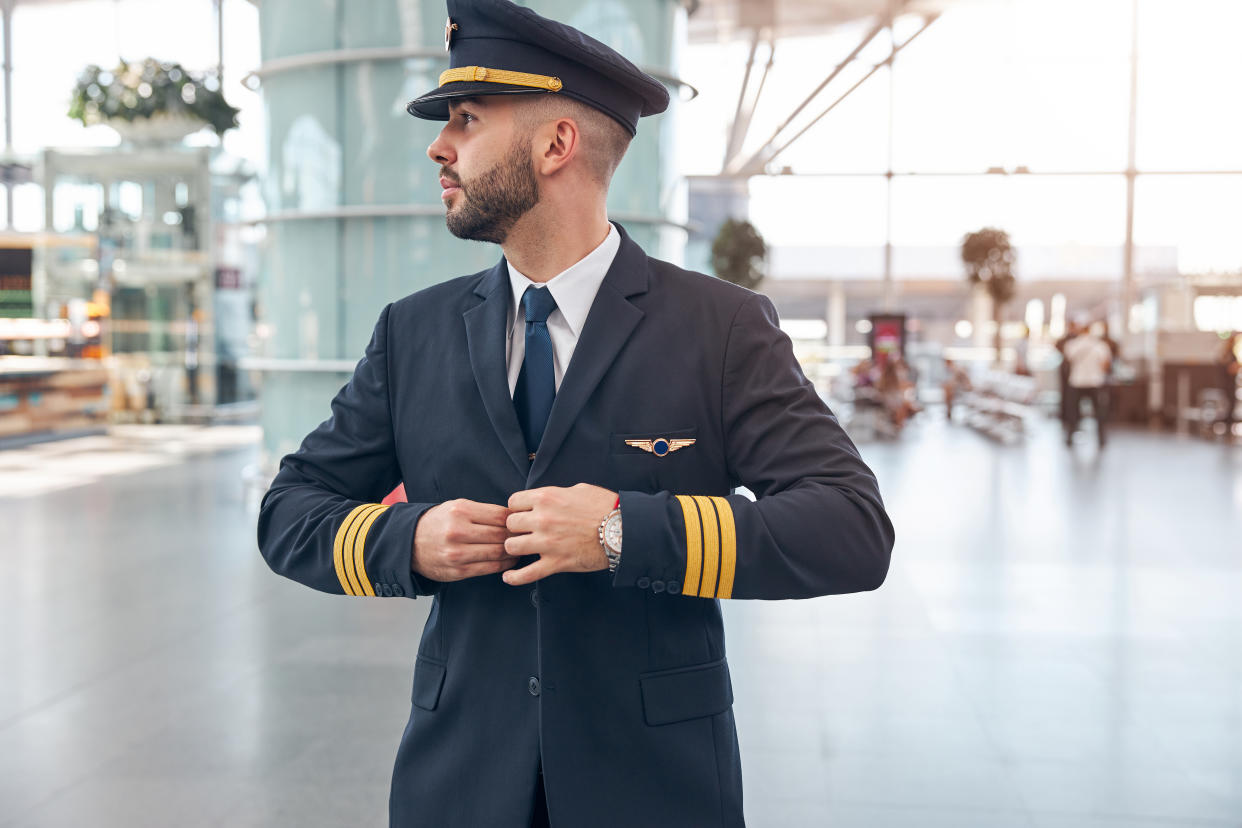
[{"left": 598, "top": 506, "right": 622, "bottom": 573}]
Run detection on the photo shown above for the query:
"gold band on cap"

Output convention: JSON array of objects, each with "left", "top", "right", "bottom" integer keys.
[{"left": 438, "top": 65, "right": 563, "bottom": 92}]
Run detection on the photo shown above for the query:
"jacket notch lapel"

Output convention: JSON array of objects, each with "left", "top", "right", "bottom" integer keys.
[
  {"left": 463, "top": 261, "right": 530, "bottom": 479},
  {"left": 528, "top": 228, "right": 649, "bottom": 480}
]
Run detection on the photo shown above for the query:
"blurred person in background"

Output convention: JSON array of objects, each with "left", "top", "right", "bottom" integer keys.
[
  {"left": 877, "top": 356, "right": 919, "bottom": 431},
  {"left": 1013, "top": 324, "right": 1032, "bottom": 376},
  {"left": 1063, "top": 320, "right": 1113, "bottom": 448},
  {"left": 1218, "top": 331, "right": 1240, "bottom": 438},
  {"left": 1055, "top": 318, "right": 1082, "bottom": 432},
  {"left": 942, "top": 357, "right": 971, "bottom": 422}
]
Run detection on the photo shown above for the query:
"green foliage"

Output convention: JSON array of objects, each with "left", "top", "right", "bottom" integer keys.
[
  {"left": 711, "top": 218, "right": 767, "bottom": 291},
  {"left": 961, "top": 226, "right": 1016, "bottom": 307},
  {"left": 68, "top": 58, "right": 240, "bottom": 136}
]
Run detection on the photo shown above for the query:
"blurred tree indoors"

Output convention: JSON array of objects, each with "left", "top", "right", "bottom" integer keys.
[
  {"left": 711, "top": 218, "right": 767, "bottom": 291},
  {"left": 961, "top": 226, "right": 1017, "bottom": 362}
]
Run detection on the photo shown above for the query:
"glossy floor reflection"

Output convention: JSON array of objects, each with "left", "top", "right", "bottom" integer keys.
[{"left": 2, "top": 419, "right": 1240, "bottom": 827}]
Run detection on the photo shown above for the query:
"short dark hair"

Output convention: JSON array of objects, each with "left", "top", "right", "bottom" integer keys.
[{"left": 515, "top": 94, "right": 633, "bottom": 187}]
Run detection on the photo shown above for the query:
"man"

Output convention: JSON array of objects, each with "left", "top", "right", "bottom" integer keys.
[
  {"left": 1054, "top": 318, "right": 1082, "bottom": 433},
  {"left": 258, "top": 1, "right": 894, "bottom": 825},
  {"left": 1218, "top": 331, "right": 1240, "bottom": 438},
  {"left": 1063, "top": 320, "right": 1113, "bottom": 448}
]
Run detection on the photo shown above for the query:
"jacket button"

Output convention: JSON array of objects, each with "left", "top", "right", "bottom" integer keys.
[
  {"left": 382, "top": 584, "right": 393, "bottom": 597},
  {"left": 666, "top": 581, "right": 681, "bottom": 595},
  {"left": 530, "top": 589, "right": 539, "bottom": 607},
  {"left": 636, "top": 577, "right": 651, "bottom": 589},
  {"left": 392, "top": 584, "right": 405, "bottom": 597},
  {"left": 528, "top": 677, "right": 541, "bottom": 696},
  {"left": 651, "top": 580, "right": 666, "bottom": 593}
]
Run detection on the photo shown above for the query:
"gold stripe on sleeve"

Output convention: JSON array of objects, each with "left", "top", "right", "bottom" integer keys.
[
  {"left": 675, "top": 495, "right": 703, "bottom": 597},
  {"left": 341, "top": 504, "right": 383, "bottom": 596},
  {"left": 694, "top": 496, "right": 721, "bottom": 599},
  {"left": 712, "top": 497, "right": 737, "bottom": 599},
  {"left": 351, "top": 504, "right": 390, "bottom": 597},
  {"left": 333, "top": 505, "right": 373, "bottom": 595}
]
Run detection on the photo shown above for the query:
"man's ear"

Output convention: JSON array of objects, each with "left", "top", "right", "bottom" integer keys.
[{"left": 533, "top": 117, "right": 580, "bottom": 177}]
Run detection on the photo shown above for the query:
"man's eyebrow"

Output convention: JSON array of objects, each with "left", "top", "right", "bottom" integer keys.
[{"left": 449, "top": 97, "right": 486, "bottom": 110}]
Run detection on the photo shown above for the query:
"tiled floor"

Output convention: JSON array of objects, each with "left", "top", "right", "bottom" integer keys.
[{"left": 2, "top": 418, "right": 1240, "bottom": 827}]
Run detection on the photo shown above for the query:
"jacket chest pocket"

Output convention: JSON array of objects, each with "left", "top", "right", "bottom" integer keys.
[{"left": 609, "top": 426, "right": 698, "bottom": 493}]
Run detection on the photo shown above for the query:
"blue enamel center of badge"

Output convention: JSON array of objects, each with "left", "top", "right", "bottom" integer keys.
[{"left": 653, "top": 438, "right": 670, "bottom": 456}]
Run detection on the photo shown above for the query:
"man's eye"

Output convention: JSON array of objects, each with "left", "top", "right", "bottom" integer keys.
[{"left": 459, "top": 112, "right": 476, "bottom": 124}]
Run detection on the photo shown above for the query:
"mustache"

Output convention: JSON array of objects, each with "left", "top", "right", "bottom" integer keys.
[{"left": 440, "top": 167, "right": 461, "bottom": 186}]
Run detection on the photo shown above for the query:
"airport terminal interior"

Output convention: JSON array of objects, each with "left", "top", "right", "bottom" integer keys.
[{"left": 2, "top": 0, "right": 1241, "bottom": 826}]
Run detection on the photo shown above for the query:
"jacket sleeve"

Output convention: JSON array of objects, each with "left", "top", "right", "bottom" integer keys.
[
  {"left": 613, "top": 293, "right": 894, "bottom": 600},
  {"left": 257, "top": 303, "right": 440, "bottom": 599}
]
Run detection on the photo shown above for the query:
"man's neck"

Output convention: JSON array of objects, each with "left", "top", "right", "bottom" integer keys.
[{"left": 501, "top": 201, "right": 611, "bottom": 283}]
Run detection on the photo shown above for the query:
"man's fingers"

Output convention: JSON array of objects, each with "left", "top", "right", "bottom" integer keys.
[
  {"left": 444, "top": 543, "right": 509, "bottom": 565},
  {"left": 452, "top": 558, "right": 518, "bottom": 580},
  {"left": 504, "top": 534, "right": 536, "bottom": 557},
  {"left": 505, "top": 510, "right": 537, "bottom": 535},
  {"left": 447, "top": 499, "right": 511, "bottom": 527},
  {"left": 502, "top": 559, "right": 552, "bottom": 586},
  {"left": 507, "top": 487, "right": 551, "bottom": 512},
  {"left": 447, "top": 522, "right": 511, "bottom": 545}
]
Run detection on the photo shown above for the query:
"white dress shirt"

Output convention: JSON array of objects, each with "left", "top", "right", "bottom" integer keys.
[{"left": 505, "top": 223, "right": 621, "bottom": 396}]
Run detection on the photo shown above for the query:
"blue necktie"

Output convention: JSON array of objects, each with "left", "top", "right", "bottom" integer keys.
[{"left": 514, "top": 286, "right": 558, "bottom": 457}]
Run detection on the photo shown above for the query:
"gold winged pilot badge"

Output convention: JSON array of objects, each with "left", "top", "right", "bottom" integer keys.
[{"left": 624, "top": 437, "right": 696, "bottom": 457}]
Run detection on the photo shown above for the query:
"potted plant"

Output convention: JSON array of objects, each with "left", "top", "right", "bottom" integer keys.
[
  {"left": 961, "top": 226, "right": 1017, "bottom": 362},
  {"left": 711, "top": 218, "right": 767, "bottom": 291},
  {"left": 68, "top": 58, "right": 240, "bottom": 143}
]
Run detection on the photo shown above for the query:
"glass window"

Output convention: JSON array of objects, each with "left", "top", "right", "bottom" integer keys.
[
  {"left": 1134, "top": 175, "right": 1242, "bottom": 276},
  {"left": 891, "top": 175, "right": 1126, "bottom": 280},
  {"left": 892, "top": 0, "right": 1131, "bottom": 173},
  {"left": 750, "top": 175, "right": 888, "bottom": 280},
  {"left": 1136, "top": 0, "right": 1242, "bottom": 171}
]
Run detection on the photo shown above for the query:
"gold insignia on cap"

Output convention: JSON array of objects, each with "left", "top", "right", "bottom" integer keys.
[
  {"left": 439, "top": 66, "right": 565, "bottom": 93},
  {"left": 444, "top": 18, "right": 458, "bottom": 52},
  {"left": 625, "top": 437, "right": 695, "bottom": 457}
]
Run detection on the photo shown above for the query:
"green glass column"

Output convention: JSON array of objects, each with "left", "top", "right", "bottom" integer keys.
[{"left": 255, "top": 0, "right": 687, "bottom": 461}]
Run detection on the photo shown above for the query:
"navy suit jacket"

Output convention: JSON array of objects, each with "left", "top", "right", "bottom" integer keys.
[{"left": 258, "top": 223, "right": 894, "bottom": 827}]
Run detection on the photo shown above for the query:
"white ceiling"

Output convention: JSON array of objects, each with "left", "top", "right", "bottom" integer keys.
[{"left": 686, "top": 0, "right": 961, "bottom": 42}]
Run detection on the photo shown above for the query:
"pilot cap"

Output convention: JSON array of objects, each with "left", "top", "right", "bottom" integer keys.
[{"left": 406, "top": 0, "right": 670, "bottom": 136}]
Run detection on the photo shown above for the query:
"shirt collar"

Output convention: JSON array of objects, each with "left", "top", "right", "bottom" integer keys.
[{"left": 506, "top": 223, "right": 621, "bottom": 338}]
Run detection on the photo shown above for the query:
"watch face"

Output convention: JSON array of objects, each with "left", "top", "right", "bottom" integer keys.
[{"left": 604, "top": 514, "right": 622, "bottom": 552}]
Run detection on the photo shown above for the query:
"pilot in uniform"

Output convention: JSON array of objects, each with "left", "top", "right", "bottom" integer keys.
[{"left": 258, "top": 0, "right": 895, "bottom": 825}]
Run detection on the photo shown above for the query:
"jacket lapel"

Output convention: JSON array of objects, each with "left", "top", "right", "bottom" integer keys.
[
  {"left": 529, "top": 224, "right": 649, "bottom": 481},
  {"left": 463, "top": 260, "right": 530, "bottom": 478}
]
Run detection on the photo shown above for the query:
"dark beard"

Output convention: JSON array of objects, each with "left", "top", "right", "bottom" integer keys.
[{"left": 444, "top": 139, "right": 539, "bottom": 244}]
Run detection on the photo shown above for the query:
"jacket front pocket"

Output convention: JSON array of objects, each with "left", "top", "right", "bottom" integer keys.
[
  {"left": 411, "top": 655, "right": 447, "bottom": 711},
  {"left": 639, "top": 657, "right": 733, "bottom": 726}
]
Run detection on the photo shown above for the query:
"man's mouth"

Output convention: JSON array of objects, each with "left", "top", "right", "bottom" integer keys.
[{"left": 440, "top": 175, "right": 461, "bottom": 200}]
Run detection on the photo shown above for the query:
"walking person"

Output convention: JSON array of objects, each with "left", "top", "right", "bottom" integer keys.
[{"left": 1063, "top": 321, "right": 1113, "bottom": 448}]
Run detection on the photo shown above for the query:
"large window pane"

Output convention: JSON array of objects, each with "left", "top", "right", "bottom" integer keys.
[
  {"left": 1135, "top": 0, "right": 1242, "bottom": 171},
  {"left": 893, "top": 0, "right": 1130, "bottom": 173},
  {"left": 751, "top": 176, "right": 887, "bottom": 280},
  {"left": 891, "top": 175, "right": 1126, "bottom": 280},
  {"left": 1134, "top": 175, "right": 1242, "bottom": 275}
]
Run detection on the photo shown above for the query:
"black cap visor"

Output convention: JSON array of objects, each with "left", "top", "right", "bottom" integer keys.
[{"left": 405, "top": 82, "right": 554, "bottom": 120}]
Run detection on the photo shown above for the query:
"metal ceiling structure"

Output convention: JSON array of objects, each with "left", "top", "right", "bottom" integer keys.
[
  {"left": 685, "top": 0, "right": 959, "bottom": 177},
  {"left": 687, "top": 0, "right": 954, "bottom": 42}
]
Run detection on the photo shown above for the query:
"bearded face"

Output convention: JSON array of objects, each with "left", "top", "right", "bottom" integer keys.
[{"left": 442, "top": 135, "right": 540, "bottom": 244}]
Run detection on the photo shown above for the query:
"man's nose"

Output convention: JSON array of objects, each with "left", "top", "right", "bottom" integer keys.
[{"left": 427, "top": 129, "right": 454, "bottom": 165}]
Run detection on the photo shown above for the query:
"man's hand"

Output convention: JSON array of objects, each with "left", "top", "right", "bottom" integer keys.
[
  {"left": 502, "top": 483, "right": 617, "bottom": 586},
  {"left": 412, "top": 499, "right": 515, "bottom": 582}
]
